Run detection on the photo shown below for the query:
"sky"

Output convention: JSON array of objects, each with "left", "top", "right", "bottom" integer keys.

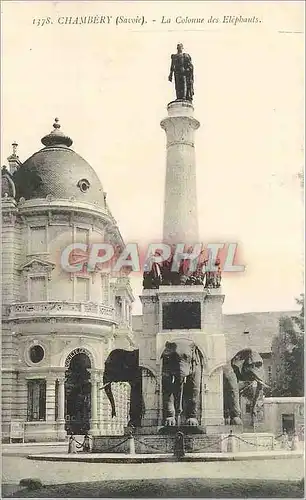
[{"left": 2, "top": 1, "right": 304, "bottom": 315}]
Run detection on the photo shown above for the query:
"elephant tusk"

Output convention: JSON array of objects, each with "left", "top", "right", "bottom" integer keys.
[
  {"left": 99, "top": 382, "right": 111, "bottom": 390},
  {"left": 183, "top": 377, "right": 187, "bottom": 384},
  {"left": 258, "top": 380, "right": 270, "bottom": 388},
  {"left": 254, "top": 376, "right": 270, "bottom": 388},
  {"left": 239, "top": 382, "right": 253, "bottom": 394},
  {"left": 172, "top": 376, "right": 175, "bottom": 384}
]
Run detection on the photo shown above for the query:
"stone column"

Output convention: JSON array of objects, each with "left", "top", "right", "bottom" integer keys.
[
  {"left": 125, "top": 301, "right": 129, "bottom": 324},
  {"left": 56, "top": 375, "right": 67, "bottom": 441},
  {"left": 44, "top": 375, "right": 59, "bottom": 442},
  {"left": 121, "top": 298, "right": 126, "bottom": 322},
  {"left": 90, "top": 371, "right": 99, "bottom": 435},
  {"left": 46, "top": 376, "right": 57, "bottom": 422},
  {"left": 161, "top": 100, "right": 200, "bottom": 245},
  {"left": 57, "top": 377, "right": 65, "bottom": 423}
]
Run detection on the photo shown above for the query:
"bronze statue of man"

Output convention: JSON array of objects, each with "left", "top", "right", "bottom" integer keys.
[{"left": 168, "top": 43, "right": 194, "bottom": 101}]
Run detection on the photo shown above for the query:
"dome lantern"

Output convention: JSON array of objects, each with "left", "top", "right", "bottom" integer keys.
[{"left": 41, "top": 118, "right": 73, "bottom": 148}]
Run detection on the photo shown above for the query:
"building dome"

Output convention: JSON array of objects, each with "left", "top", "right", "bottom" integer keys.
[
  {"left": 2, "top": 166, "right": 16, "bottom": 198},
  {"left": 13, "top": 119, "right": 105, "bottom": 206}
]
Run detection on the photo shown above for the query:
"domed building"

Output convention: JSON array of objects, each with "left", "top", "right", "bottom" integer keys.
[{"left": 1, "top": 120, "right": 135, "bottom": 442}]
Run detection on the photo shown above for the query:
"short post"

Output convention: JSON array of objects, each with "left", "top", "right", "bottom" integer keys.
[
  {"left": 173, "top": 431, "right": 185, "bottom": 459},
  {"left": 68, "top": 434, "right": 77, "bottom": 454},
  {"left": 127, "top": 428, "right": 135, "bottom": 455},
  {"left": 291, "top": 431, "right": 299, "bottom": 451},
  {"left": 281, "top": 430, "right": 289, "bottom": 450},
  {"left": 226, "top": 430, "right": 236, "bottom": 453},
  {"left": 83, "top": 434, "right": 91, "bottom": 453}
]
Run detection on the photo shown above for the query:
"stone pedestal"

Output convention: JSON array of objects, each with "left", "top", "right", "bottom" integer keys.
[{"left": 139, "top": 285, "right": 226, "bottom": 429}]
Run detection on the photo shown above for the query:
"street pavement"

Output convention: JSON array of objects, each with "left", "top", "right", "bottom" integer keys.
[{"left": 2, "top": 443, "right": 304, "bottom": 488}]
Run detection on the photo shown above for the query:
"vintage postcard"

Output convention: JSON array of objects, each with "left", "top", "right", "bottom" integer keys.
[{"left": 1, "top": 0, "right": 304, "bottom": 498}]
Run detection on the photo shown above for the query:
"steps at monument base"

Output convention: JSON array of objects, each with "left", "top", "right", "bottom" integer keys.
[
  {"left": 206, "top": 424, "right": 243, "bottom": 434},
  {"left": 122, "top": 425, "right": 243, "bottom": 436},
  {"left": 92, "top": 434, "right": 223, "bottom": 454}
]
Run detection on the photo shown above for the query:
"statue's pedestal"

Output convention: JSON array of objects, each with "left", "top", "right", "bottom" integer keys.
[{"left": 139, "top": 286, "right": 226, "bottom": 428}]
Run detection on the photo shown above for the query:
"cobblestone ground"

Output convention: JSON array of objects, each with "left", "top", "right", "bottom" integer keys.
[{"left": 2, "top": 454, "right": 304, "bottom": 486}]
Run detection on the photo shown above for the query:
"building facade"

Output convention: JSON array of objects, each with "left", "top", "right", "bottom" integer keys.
[{"left": 1, "top": 120, "right": 134, "bottom": 442}]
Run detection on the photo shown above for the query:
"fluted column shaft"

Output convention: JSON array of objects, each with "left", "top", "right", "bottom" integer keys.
[
  {"left": 57, "top": 377, "right": 65, "bottom": 422},
  {"left": 161, "top": 100, "right": 200, "bottom": 246}
]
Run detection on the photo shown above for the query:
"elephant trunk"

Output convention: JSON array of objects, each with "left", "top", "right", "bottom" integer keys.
[
  {"left": 102, "top": 374, "right": 116, "bottom": 418},
  {"left": 174, "top": 376, "right": 186, "bottom": 426}
]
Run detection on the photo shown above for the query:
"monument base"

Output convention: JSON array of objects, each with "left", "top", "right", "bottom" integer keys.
[
  {"left": 122, "top": 425, "right": 206, "bottom": 435},
  {"left": 158, "top": 425, "right": 206, "bottom": 435},
  {"left": 92, "top": 430, "right": 275, "bottom": 455}
]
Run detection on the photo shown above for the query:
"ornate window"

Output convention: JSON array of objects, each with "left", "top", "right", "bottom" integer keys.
[
  {"left": 29, "top": 226, "right": 48, "bottom": 254},
  {"left": 115, "top": 296, "right": 122, "bottom": 318},
  {"left": 77, "top": 179, "right": 90, "bottom": 193},
  {"left": 29, "top": 276, "right": 47, "bottom": 301},
  {"left": 27, "top": 379, "right": 46, "bottom": 421},
  {"left": 101, "top": 273, "right": 110, "bottom": 303},
  {"left": 19, "top": 258, "right": 55, "bottom": 302},
  {"left": 75, "top": 276, "right": 90, "bottom": 302},
  {"left": 29, "top": 345, "right": 45, "bottom": 363},
  {"left": 76, "top": 227, "right": 89, "bottom": 246}
]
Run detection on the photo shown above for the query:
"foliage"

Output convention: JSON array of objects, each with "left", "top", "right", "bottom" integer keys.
[
  {"left": 19, "top": 478, "right": 43, "bottom": 490},
  {"left": 271, "top": 294, "right": 304, "bottom": 397},
  {"left": 11, "top": 478, "right": 304, "bottom": 498}
]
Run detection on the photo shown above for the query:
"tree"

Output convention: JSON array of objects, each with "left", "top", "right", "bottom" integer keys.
[{"left": 271, "top": 294, "right": 304, "bottom": 397}]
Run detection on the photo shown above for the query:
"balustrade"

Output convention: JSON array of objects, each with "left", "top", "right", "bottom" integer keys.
[{"left": 9, "top": 301, "right": 116, "bottom": 322}]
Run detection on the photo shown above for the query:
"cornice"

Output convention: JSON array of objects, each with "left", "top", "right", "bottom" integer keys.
[{"left": 17, "top": 198, "right": 113, "bottom": 223}]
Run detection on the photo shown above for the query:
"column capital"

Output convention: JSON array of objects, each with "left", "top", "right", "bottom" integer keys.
[
  {"left": 46, "top": 369, "right": 66, "bottom": 383},
  {"left": 89, "top": 369, "right": 101, "bottom": 382}
]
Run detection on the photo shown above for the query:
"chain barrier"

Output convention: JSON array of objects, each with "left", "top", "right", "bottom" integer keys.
[
  {"left": 191, "top": 435, "right": 229, "bottom": 453},
  {"left": 232, "top": 434, "right": 273, "bottom": 449},
  {"left": 274, "top": 433, "right": 285, "bottom": 440},
  {"left": 116, "top": 432, "right": 281, "bottom": 454},
  {"left": 68, "top": 434, "right": 130, "bottom": 454},
  {"left": 225, "top": 432, "right": 300, "bottom": 451},
  {"left": 133, "top": 436, "right": 169, "bottom": 453},
  {"left": 68, "top": 431, "right": 299, "bottom": 455},
  {"left": 134, "top": 433, "right": 226, "bottom": 454},
  {"left": 133, "top": 432, "right": 287, "bottom": 454},
  {"left": 100, "top": 436, "right": 130, "bottom": 453},
  {"left": 133, "top": 433, "right": 277, "bottom": 455}
]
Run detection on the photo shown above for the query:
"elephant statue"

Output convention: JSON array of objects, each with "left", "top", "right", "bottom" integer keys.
[
  {"left": 101, "top": 349, "right": 144, "bottom": 427},
  {"left": 223, "top": 348, "right": 267, "bottom": 425},
  {"left": 161, "top": 340, "right": 203, "bottom": 427}
]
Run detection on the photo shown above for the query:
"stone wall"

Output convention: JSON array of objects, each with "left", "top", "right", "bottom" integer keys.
[{"left": 263, "top": 397, "right": 304, "bottom": 438}]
